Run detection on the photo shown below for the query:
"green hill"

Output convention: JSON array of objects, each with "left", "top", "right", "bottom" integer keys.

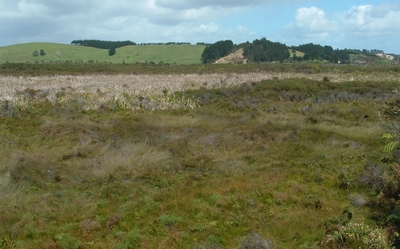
[{"left": 0, "top": 42, "right": 206, "bottom": 64}]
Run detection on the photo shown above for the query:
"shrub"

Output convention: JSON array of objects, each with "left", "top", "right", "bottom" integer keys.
[
  {"left": 323, "top": 222, "right": 390, "bottom": 249},
  {"left": 116, "top": 229, "right": 142, "bottom": 249},
  {"left": 79, "top": 219, "right": 101, "bottom": 237},
  {"left": 159, "top": 214, "right": 181, "bottom": 227},
  {"left": 0, "top": 100, "right": 19, "bottom": 118},
  {"left": 348, "top": 193, "right": 370, "bottom": 208},
  {"left": 358, "top": 162, "right": 386, "bottom": 193},
  {"left": 374, "top": 163, "right": 400, "bottom": 245},
  {"left": 53, "top": 233, "right": 84, "bottom": 249},
  {"left": 106, "top": 212, "right": 123, "bottom": 231}
]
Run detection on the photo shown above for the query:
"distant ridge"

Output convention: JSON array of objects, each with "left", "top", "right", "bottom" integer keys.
[{"left": 0, "top": 39, "right": 398, "bottom": 65}]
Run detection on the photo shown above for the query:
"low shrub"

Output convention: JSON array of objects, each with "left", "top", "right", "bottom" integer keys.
[
  {"left": 159, "top": 214, "right": 182, "bottom": 227},
  {"left": 0, "top": 100, "right": 19, "bottom": 118},
  {"left": 323, "top": 222, "right": 390, "bottom": 249},
  {"left": 116, "top": 229, "right": 142, "bottom": 249}
]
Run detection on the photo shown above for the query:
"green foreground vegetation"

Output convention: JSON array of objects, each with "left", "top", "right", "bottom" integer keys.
[
  {"left": 0, "top": 43, "right": 206, "bottom": 65},
  {"left": 1, "top": 64, "right": 400, "bottom": 248}
]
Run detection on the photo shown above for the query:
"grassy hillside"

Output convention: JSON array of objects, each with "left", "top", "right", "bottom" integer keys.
[
  {"left": 289, "top": 49, "right": 305, "bottom": 58},
  {"left": 0, "top": 42, "right": 205, "bottom": 65}
]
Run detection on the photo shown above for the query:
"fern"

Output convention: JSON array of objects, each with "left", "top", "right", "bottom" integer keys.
[
  {"left": 382, "top": 133, "right": 396, "bottom": 139},
  {"left": 383, "top": 133, "right": 399, "bottom": 152},
  {"left": 384, "top": 141, "right": 399, "bottom": 152}
]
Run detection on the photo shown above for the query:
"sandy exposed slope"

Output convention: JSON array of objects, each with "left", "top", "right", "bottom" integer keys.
[{"left": 214, "top": 48, "right": 247, "bottom": 64}]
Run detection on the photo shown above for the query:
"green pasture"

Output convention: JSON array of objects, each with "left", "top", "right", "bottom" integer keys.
[{"left": 0, "top": 42, "right": 206, "bottom": 65}]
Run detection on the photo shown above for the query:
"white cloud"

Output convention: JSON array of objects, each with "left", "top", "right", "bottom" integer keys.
[
  {"left": 283, "top": 6, "right": 338, "bottom": 40},
  {"left": 343, "top": 3, "right": 400, "bottom": 37},
  {"left": 1, "top": 0, "right": 398, "bottom": 54},
  {"left": 200, "top": 22, "right": 219, "bottom": 32},
  {"left": 0, "top": 0, "right": 261, "bottom": 45}
]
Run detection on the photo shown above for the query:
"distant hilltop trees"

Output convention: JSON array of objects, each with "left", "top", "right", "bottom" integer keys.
[
  {"left": 200, "top": 38, "right": 388, "bottom": 64},
  {"left": 71, "top": 40, "right": 136, "bottom": 50},
  {"left": 243, "top": 38, "right": 289, "bottom": 63},
  {"left": 201, "top": 38, "right": 290, "bottom": 63},
  {"left": 291, "top": 43, "right": 349, "bottom": 63},
  {"left": 68, "top": 38, "right": 392, "bottom": 63},
  {"left": 201, "top": 40, "right": 234, "bottom": 63}
]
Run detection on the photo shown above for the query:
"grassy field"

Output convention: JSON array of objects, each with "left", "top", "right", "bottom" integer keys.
[
  {"left": 0, "top": 42, "right": 205, "bottom": 65},
  {"left": 0, "top": 66, "right": 399, "bottom": 248}
]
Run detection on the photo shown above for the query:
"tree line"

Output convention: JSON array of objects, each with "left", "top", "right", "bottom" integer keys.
[
  {"left": 291, "top": 43, "right": 354, "bottom": 63},
  {"left": 201, "top": 38, "right": 290, "bottom": 63},
  {"left": 200, "top": 38, "right": 387, "bottom": 64},
  {"left": 71, "top": 40, "right": 136, "bottom": 50},
  {"left": 71, "top": 40, "right": 136, "bottom": 56},
  {"left": 243, "top": 38, "right": 289, "bottom": 63}
]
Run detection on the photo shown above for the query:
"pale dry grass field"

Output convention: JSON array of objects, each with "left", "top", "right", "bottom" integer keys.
[{"left": 1, "top": 72, "right": 399, "bottom": 110}]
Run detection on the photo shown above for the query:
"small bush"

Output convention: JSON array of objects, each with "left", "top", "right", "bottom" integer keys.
[
  {"left": 106, "top": 212, "right": 123, "bottom": 230},
  {"left": 159, "top": 214, "right": 181, "bottom": 227},
  {"left": 358, "top": 162, "right": 385, "bottom": 193},
  {"left": 348, "top": 193, "right": 369, "bottom": 208},
  {"left": 79, "top": 219, "right": 101, "bottom": 237},
  {"left": 116, "top": 229, "right": 142, "bottom": 249},
  {"left": 53, "top": 233, "right": 84, "bottom": 249},
  {"left": 16, "top": 88, "right": 49, "bottom": 101},
  {"left": 0, "top": 100, "right": 19, "bottom": 118},
  {"left": 323, "top": 222, "right": 390, "bottom": 249}
]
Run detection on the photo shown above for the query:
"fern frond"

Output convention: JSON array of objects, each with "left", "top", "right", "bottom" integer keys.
[
  {"left": 384, "top": 141, "right": 399, "bottom": 152},
  {"left": 383, "top": 133, "right": 396, "bottom": 139}
]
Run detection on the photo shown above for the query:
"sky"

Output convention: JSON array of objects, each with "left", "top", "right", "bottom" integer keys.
[{"left": 0, "top": 0, "right": 399, "bottom": 54}]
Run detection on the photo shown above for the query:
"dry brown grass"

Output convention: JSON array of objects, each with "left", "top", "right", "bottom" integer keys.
[{"left": 1, "top": 72, "right": 399, "bottom": 110}]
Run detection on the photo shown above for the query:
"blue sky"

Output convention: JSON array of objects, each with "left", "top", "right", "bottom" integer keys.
[{"left": 0, "top": 0, "right": 399, "bottom": 54}]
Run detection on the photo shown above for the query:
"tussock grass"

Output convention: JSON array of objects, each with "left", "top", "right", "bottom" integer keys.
[{"left": 0, "top": 68, "right": 398, "bottom": 248}]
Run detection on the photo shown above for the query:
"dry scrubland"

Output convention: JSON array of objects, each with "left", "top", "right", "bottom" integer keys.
[
  {"left": 1, "top": 68, "right": 400, "bottom": 248},
  {"left": 1, "top": 72, "right": 399, "bottom": 109}
]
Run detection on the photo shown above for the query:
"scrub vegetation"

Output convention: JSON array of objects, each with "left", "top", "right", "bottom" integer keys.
[{"left": 0, "top": 64, "right": 400, "bottom": 248}]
